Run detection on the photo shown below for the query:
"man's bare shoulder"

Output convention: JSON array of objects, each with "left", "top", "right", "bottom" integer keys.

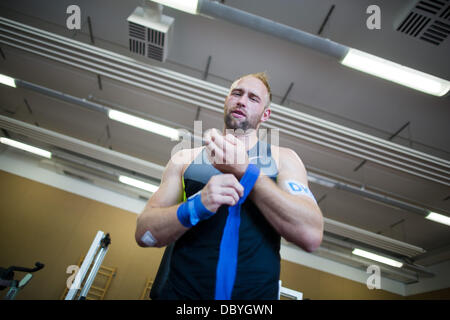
[
  {"left": 271, "top": 145, "right": 305, "bottom": 170},
  {"left": 161, "top": 147, "right": 205, "bottom": 182}
]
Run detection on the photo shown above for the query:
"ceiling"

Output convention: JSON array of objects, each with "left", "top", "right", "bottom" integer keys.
[{"left": 0, "top": 0, "right": 449, "bottom": 287}]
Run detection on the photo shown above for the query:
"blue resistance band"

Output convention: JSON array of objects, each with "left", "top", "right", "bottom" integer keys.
[
  {"left": 214, "top": 164, "right": 260, "bottom": 300},
  {"left": 177, "top": 192, "right": 215, "bottom": 228}
]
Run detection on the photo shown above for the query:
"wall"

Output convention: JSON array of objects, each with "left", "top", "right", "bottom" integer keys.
[
  {"left": 1, "top": 170, "right": 449, "bottom": 300},
  {"left": 0, "top": 170, "right": 163, "bottom": 300}
]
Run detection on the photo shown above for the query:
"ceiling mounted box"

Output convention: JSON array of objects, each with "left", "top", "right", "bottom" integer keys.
[{"left": 127, "top": 4, "right": 174, "bottom": 62}]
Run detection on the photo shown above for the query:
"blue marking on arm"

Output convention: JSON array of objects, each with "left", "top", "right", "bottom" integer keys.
[{"left": 285, "top": 180, "right": 317, "bottom": 203}]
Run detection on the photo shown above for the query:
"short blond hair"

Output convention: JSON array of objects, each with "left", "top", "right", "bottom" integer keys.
[{"left": 231, "top": 72, "right": 272, "bottom": 108}]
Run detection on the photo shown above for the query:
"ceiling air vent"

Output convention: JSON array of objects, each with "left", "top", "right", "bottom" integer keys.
[
  {"left": 129, "top": 22, "right": 146, "bottom": 56},
  {"left": 127, "top": 2, "right": 174, "bottom": 62},
  {"left": 396, "top": 0, "right": 450, "bottom": 45}
]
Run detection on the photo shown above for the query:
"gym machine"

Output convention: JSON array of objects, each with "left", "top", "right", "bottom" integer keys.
[{"left": 0, "top": 262, "right": 45, "bottom": 300}]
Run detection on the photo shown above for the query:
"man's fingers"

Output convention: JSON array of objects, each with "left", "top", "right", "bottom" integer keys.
[
  {"left": 210, "top": 129, "right": 235, "bottom": 151},
  {"left": 207, "top": 193, "right": 237, "bottom": 207},
  {"left": 224, "top": 133, "right": 238, "bottom": 145},
  {"left": 204, "top": 128, "right": 219, "bottom": 145},
  {"left": 208, "top": 131, "right": 241, "bottom": 165},
  {"left": 206, "top": 139, "right": 224, "bottom": 164},
  {"left": 215, "top": 131, "right": 238, "bottom": 152},
  {"left": 219, "top": 187, "right": 240, "bottom": 204},
  {"left": 217, "top": 195, "right": 238, "bottom": 207},
  {"left": 205, "top": 129, "right": 239, "bottom": 149},
  {"left": 203, "top": 128, "right": 214, "bottom": 141},
  {"left": 214, "top": 174, "right": 244, "bottom": 197},
  {"left": 210, "top": 129, "right": 224, "bottom": 149}
]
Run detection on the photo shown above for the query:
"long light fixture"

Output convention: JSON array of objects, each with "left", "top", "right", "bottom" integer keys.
[
  {"left": 0, "top": 137, "right": 52, "bottom": 159},
  {"left": 0, "top": 74, "right": 16, "bottom": 88},
  {"left": 0, "top": 74, "right": 180, "bottom": 141},
  {"left": 118, "top": 175, "right": 159, "bottom": 193},
  {"left": 341, "top": 48, "right": 450, "bottom": 97},
  {"left": 352, "top": 248, "right": 403, "bottom": 268},
  {"left": 108, "top": 109, "right": 179, "bottom": 140},
  {"left": 425, "top": 211, "right": 450, "bottom": 227},
  {"left": 150, "top": 0, "right": 199, "bottom": 14}
]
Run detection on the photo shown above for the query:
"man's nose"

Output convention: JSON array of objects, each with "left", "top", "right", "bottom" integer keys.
[{"left": 236, "top": 94, "right": 248, "bottom": 107}]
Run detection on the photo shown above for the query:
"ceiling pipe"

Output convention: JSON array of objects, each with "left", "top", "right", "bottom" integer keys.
[
  {"left": 307, "top": 172, "right": 439, "bottom": 219},
  {"left": 142, "top": 0, "right": 163, "bottom": 22},
  {"left": 15, "top": 79, "right": 108, "bottom": 115},
  {"left": 196, "top": 0, "right": 349, "bottom": 60}
]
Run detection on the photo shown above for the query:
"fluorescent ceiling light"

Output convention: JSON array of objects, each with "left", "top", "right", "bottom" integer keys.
[
  {"left": 341, "top": 48, "right": 450, "bottom": 97},
  {"left": 119, "top": 175, "right": 159, "bottom": 193},
  {"left": 108, "top": 109, "right": 179, "bottom": 140},
  {"left": 0, "top": 137, "right": 51, "bottom": 159},
  {"left": 352, "top": 248, "right": 403, "bottom": 268},
  {"left": 150, "top": 0, "right": 199, "bottom": 14},
  {"left": 0, "top": 74, "right": 16, "bottom": 88},
  {"left": 425, "top": 211, "right": 450, "bottom": 227}
]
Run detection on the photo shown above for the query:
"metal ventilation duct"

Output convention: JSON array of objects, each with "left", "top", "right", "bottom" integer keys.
[{"left": 197, "top": 0, "right": 349, "bottom": 60}]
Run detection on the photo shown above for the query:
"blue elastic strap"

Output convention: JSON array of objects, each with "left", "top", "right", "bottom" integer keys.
[
  {"left": 214, "top": 164, "right": 260, "bottom": 300},
  {"left": 177, "top": 193, "right": 215, "bottom": 228}
]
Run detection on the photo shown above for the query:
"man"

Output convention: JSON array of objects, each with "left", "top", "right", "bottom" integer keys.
[{"left": 135, "top": 72, "right": 323, "bottom": 300}]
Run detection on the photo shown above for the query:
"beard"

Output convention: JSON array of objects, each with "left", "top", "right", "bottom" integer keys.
[{"left": 224, "top": 110, "right": 261, "bottom": 131}]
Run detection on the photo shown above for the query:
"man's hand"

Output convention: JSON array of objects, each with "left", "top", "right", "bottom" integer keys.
[
  {"left": 201, "top": 174, "right": 244, "bottom": 212},
  {"left": 204, "top": 129, "right": 249, "bottom": 178}
]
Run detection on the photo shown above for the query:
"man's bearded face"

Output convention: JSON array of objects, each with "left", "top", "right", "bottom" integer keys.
[{"left": 224, "top": 76, "right": 269, "bottom": 132}]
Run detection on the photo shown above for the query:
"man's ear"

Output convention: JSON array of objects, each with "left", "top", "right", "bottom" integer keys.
[{"left": 260, "top": 107, "right": 271, "bottom": 123}]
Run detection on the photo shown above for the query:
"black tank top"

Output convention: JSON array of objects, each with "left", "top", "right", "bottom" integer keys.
[{"left": 164, "top": 140, "right": 281, "bottom": 300}]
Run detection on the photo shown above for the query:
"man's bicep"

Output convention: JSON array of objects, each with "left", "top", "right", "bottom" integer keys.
[{"left": 277, "top": 149, "right": 316, "bottom": 203}]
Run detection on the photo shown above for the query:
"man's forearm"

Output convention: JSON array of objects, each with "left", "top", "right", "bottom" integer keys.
[
  {"left": 136, "top": 204, "right": 188, "bottom": 248},
  {"left": 249, "top": 175, "right": 323, "bottom": 252}
]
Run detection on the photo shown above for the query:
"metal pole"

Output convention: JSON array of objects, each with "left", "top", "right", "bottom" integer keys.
[
  {"left": 65, "top": 231, "right": 106, "bottom": 300},
  {"left": 78, "top": 234, "right": 111, "bottom": 300},
  {"left": 197, "top": 0, "right": 349, "bottom": 60},
  {"left": 15, "top": 80, "right": 109, "bottom": 115}
]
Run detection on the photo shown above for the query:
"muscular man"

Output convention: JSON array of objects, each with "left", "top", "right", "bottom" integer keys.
[{"left": 135, "top": 72, "right": 323, "bottom": 300}]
